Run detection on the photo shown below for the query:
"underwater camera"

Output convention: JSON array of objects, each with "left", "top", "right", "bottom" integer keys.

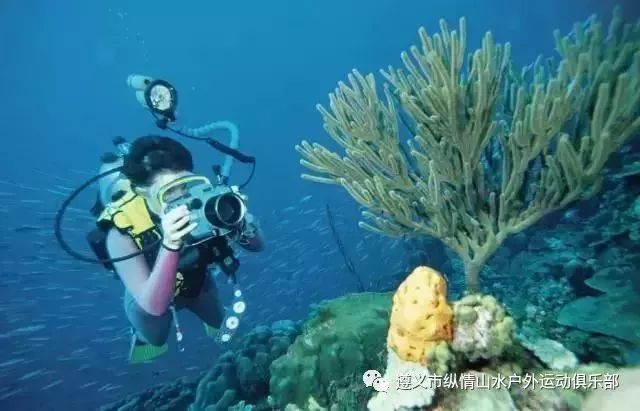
[{"left": 158, "top": 175, "right": 248, "bottom": 244}]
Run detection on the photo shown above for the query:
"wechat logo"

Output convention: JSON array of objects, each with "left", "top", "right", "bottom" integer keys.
[{"left": 363, "top": 369, "right": 389, "bottom": 392}]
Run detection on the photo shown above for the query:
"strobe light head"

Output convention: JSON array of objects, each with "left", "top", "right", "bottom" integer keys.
[
  {"left": 127, "top": 74, "right": 178, "bottom": 121},
  {"left": 144, "top": 79, "right": 177, "bottom": 121}
]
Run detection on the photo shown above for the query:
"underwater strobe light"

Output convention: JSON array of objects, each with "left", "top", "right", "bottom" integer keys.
[
  {"left": 217, "top": 286, "right": 246, "bottom": 343},
  {"left": 127, "top": 74, "right": 178, "bottom": 122}
]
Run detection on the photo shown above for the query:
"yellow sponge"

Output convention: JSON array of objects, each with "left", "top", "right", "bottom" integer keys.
[{"left": 387, "top": 266, "right": 453, "bottom": 365}]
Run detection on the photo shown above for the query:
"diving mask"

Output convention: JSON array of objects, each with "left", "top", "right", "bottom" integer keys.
[{"left": 157, "top": 175, "right": 247, "bottom": 244}]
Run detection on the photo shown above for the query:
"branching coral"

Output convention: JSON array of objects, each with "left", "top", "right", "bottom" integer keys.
[{"left": 295, "top": 8, "right": 640, "bottom": 292}]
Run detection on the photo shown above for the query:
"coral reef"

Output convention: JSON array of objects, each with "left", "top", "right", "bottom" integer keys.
[
  {"left": 296, "top": 7, "right": 640, "bottom": 292},
  {"left": 580, "top": 367, "right": 640, "bottom": 411},
  {"left": 546, "top": 154, "right": 640, "bottom": 357},
  {"left": 98, "top": 377, "right": 198, "bottom": 411},
  {"left": 518, "top": 335, "right": 579, "bottom": 371},
  {"left": 368, "top": 266, "right": 525, "bottom": 410},
  {"left": 268, "top": 293, "right": 391, "bottom": 409},
  {"left": 99, "top": 276, "right": 634, "bottom": 411},
  {"left": 484, "top": 170, "right": 639, "bottom": 364},
  {"left": 556, "top": 265, "right": 640, "bottom": 347},
  {"left": 189, "top": 320, "right": 301, "bottom": 411},
  {"left": 440, "top": 371, "right": 518, "bottom": 411},
  {"left": 363, "top": 265, "right": 624, "bottom": 411},
  {"left": 100, "top": 321, "right": 301, "bottom": 411},
  {"left": 438, "top": 156, "right": 640, "bottom": 366}
]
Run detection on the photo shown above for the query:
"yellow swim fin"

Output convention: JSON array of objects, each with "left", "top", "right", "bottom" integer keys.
[{"left": 128, "top": 333, "right": 168, "bottom": 364}]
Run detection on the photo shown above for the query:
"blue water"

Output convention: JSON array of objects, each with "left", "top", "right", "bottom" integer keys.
[{"left": 0, "top": 0, "right": 638, "bottom": 409}]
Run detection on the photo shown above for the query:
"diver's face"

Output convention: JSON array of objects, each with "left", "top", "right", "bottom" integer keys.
[{"left": 138, "top": 170, "right": 193, "bottom": 214}]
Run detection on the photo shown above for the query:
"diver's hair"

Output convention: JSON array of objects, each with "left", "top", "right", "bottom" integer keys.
[{"left": 122, "top": 136, "right": 193, "bottom": 187}]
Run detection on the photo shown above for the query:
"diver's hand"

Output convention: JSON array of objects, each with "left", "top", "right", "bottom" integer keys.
[{"left": 161, "top": 205, "right": 196, "bottom": 250}]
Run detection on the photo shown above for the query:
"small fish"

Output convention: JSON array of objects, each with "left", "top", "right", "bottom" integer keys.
[
  {"left": 0, "top": 388, "right": 24, "bottom": 400},
  {"left": 71, "top": 347, "right": 89, "bottom": 355},
  {"left": 65, "top": 206, "right": 87, "bottom": 214},
  {"left": 98, "top": 383, "right": 114, "bottom": 392},
  {"left": 18, "top": 369, "right": 47, "bottom": 381},
  {"left": 300, "top": 195, "right": 313, "bottom": 203},
  {"left": 0, "top": 358, "right": 26, "bottom": 368},
  {"left": 3, "top": 324, "right": 46, "bottom": 336},
  {"left": 45, "top": 189, "right": 70, "bottom": 197},
  {"left": 97, "top": 326, "right": 116, "bottom": 332},
  {"left": 41, "top": 379, "right": 64, "bottom": 390},
  {"left": 53, "top": 184, "right": 73, "bottom": 191},
  {"left": 14, "top": 225, "right": 44, "bottom": 233}
]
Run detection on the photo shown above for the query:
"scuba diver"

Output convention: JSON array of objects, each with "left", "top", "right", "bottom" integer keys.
[
  {"left": 102, "top": 136, "right": 264, "bottom": 362},
  {"left": 55, "top": 75, "right": 263, "bottom": 363}
]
